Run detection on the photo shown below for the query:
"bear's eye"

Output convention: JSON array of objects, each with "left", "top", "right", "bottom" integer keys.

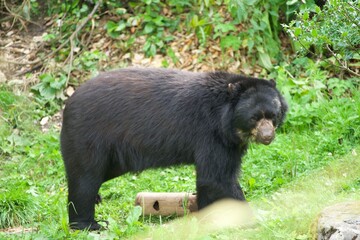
[
  {"left": 250, "top": 115, "right": 259, "bottom": 122},
  {"left": 265, "top": 112, "right": 275, "bottom": 119}
]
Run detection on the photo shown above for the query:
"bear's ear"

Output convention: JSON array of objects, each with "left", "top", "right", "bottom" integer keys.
[
  {"left": 269, "top": 79, "right": 276, "bottom": 87},
  {"left": 228, "top": 82, "right": 241, "bottom": 95},
  {"left": 228, "top": 82, "right": 243, "bottom": 99},
  {"left": 228, "top": 83, "right": 236, "bottom": 93}
]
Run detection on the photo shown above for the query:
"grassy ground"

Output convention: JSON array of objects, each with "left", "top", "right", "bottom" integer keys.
[
  {"left": 138, "top": 146, "right": 360, "bottom": 239},
  {"left": 0, "top": 82, "right": 359, "bottom": 239}
]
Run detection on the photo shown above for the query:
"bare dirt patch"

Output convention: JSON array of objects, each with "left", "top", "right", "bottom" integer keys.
[{"left": 0, "top": 226, "right": 36, "bottom": 234}]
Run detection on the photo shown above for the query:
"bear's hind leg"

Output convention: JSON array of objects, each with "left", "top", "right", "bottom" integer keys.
[
  {"left": 62, "top": 145, "right": 108, "bottom": 231},
  {"left": 67, "top": 173, "right": 103, "bottom": 230}
]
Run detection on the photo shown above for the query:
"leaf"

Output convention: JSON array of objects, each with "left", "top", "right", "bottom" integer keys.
[
  {"left": 248, "top": 177, "right": 256, "bottom": 189},
  {"left": 106, "top": 21, "right": 121, "bottom": 38},
  {"left": 153, "top": 16, "right": 165, "bottom": 26},
  {"left": 294, "top": 27, "right": 302, "bottom": 37},
  {"left": 311, "top": 29, "right": 318, "bottom": 37},
  {"left": 39, "top": 73, "right": 55, "bottom": 83},
  {"left": 49, "top": 81, "right": 64, "bottom": 90},
  {"left": 220, "top": 36, "right": 241, "bottom": 50},
  {"left": 39, "top": 86, "right": 57, "bottom": 100},
  {"left": 214, "top": 23, "right": 236, "bottom": 38},
  {"left": 7, "top": 133, "right": 30, "bottom": 147},
  {"left": 303, "top": 11, "right": 309, "bottom": 21},
  {"left": 116, "top": 22, "right": 127, "bottom": 32},
  {"left": 144, "top": 23, "right": 155, "bottom": 34},
  {"left": 341, "top": 31, "right": 348, "bottom": 37},
  {"left": 247, "top": 39, "right": 254, "bottom": 52},
  {"left": 258, "top": 51, "right": 273, "bottom": 70},
  {"left": 190, "top": 15, "right": 199, "bottom": 28},
  {"left": 286, "top": 0, "right": 298, "bottom": 5},
  {"left": 22, "top": 4, "right": 30, "bottom": 20},
  {"left": 149, "top": 44, "right": 157, "bottom": 56},
  {"left": 115, "top": 8, "right": 127, "bottom": 15},
  {"left": 166, "top": 48, "right": 179, "bottom": 64},
  {"left": 106, "top": 21, "right": 117, "bottom": 31},
  {"left": 126, "top": 206, "right": 142, "bottom": 226}
]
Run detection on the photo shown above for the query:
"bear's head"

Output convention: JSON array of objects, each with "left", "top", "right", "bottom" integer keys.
[{"left": 229, "top": 79, "right": 288, "bottom": 145}]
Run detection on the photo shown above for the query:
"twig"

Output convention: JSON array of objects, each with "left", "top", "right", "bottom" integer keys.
[
  {"left": 66, "top": 37, "right": 75, "bottom": 86},
  {"left": 0, "top": 59, "right": 36, "bottom": 65},
  {"left": 14, "top": 62, "right": 43, "bottom": 77},
  {"left": 0, "top": 0, "right": 102, "bottom": 73},
  {"left": 3, "top": 0, "right": 27, "bottom": 30},
  {"left": 3, "top": 0, "right": 42, "bottom": 30},
  {"left": 284, "top": 68, "right": 296, "bottom": 80},
  {"left": 296, "top": 39, "right": 360, "bottom": 77},
  {"left": 349, "top": 1, "right": 360, "bottom": 13},
  {"left": 83, "top": 18, "right": 96, "bottom": 49},
  {"left": 325, "top": 44, "right": 360, "bottom": 77}
]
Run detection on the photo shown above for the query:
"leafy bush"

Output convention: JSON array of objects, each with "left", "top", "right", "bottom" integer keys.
[
  {"left": 80, "top": 0, "right": 313, "bottom": 67},
  {"left": 274, "top": 57, "right": 360, "bottom": 151},
  {"left": 283, "top": 0, "right": 360, "bottom": 76}
]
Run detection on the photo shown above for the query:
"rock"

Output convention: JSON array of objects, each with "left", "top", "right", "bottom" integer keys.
[
  {"left": 317, "top": 201, "right": 360, "bottom": 240},
  {"left": 40, "top": 116, "right": 49, "bottom": 126},
  {"left": 65, "top": 86, "right": 75, "bottom": 97}
]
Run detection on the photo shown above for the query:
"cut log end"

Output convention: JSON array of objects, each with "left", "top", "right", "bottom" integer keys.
[{"left": 135, "top": 192, "right": 198, "bottom": 216}]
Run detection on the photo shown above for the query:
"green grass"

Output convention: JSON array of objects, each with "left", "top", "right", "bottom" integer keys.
[
  {"left": 238, "top": 146, "right": 360, "bottom": 240},
  {"left": 0, "top": 84, "right": 359, "bottom": 239},
  {"left": 136, "top": 146, "right": 360, "bottom": 239}
]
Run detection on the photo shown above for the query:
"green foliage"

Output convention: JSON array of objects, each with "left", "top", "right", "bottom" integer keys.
[
  {"left": 0, "top": 89, "right": 58, "bottom": 229},
  {"left": 224, "top": 0, "right": 315, "bottom": 69},
  {"left": 32, "top": 73, "right": 66, "bottom": 101},
  {"left": 73, "top": 50, "right": 107, "bottom": 73},
  {"left": 0, "top": 180, "right": 38, "bottom": 229},
  {"left": 106, "top": 19, "right": 127, "bottom": 39},
  {"left": 30, "top": 73, "right": 65, "bottom": 115},
  {"left": 97, "top": 206, "right": 143, "bottom": 238},
  {"left": 188, "top": 13, "right": 213, "bottom": 45},
  {"left": 275, "top": 57, "right": 359, "bottom": 135},
  {"left": 284, "top": 0, "right": 360, "bottom": 74},
  {"left": 99, "top": 0, "right": 312, "bottom": 67},
  {"left": 0, "top": 90, "right": 20, "bottom": 134},
  {"left": 131, "top": 0, "right": 178, "bottom": 57}
]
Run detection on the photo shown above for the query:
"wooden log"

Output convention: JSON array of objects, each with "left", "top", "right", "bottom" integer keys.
[{"left": 135, "top": 192, "right": 198, "bottom": 216}]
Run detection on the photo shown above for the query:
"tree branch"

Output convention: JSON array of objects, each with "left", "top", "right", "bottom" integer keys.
[
  {"left": 325, "top": 44, "right": 360, "bottom": 78},
  {"left": 296, "top": 39, "right": 360, "bottom": 77}
]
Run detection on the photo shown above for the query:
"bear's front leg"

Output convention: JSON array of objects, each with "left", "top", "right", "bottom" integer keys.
[
  {"left": 196, "top": 178, "right": 245, "bottom": 209},
  {"left": 195, "top": 144, "right": 245, "bottom": 209}
]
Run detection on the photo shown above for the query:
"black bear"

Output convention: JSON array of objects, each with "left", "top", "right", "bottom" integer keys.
[{"left": 60, "top": 68, "right": 288, "bottom": 230}]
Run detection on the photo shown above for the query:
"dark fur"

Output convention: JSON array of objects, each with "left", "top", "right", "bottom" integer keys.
[{"left": 60, "top": 68, "right": 287, "bottom": 230}]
